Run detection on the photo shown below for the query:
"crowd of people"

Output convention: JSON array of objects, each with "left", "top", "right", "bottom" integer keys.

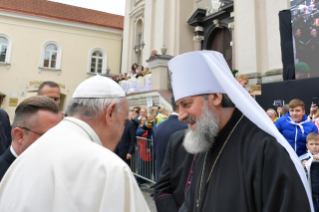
[
  {"left": 112, "top": 64, "right": 151, "bottom": 83},
  {"left": 112, "top": 49, "right": 159, "bottom": 83},
  {"left": 0, "top": 51, "right": 318, "bottom": 211}
]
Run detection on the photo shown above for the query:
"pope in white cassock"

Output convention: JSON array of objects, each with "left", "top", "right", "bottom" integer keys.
[{"left": 0, "top": 76, "right": 150, "bottom": 212}]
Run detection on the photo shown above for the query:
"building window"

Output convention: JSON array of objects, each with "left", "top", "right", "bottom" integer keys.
[
  {"left": 0, "top": 37, "right": 8, "bottom": 63},
  {"left": 91, "top": 51, "right": 103, "bottom": 73},
  {"left": 87, "top": 48, "right": 107, "bottom": 75},
  {"left": 44, "top": 44, "right": 58, "bottom": 68},
  {"left": 39, "top": 41, "right": 62, "bottom": 73},
  {"left": 0, "top": 34, "right": 13, "bottom": 68}
]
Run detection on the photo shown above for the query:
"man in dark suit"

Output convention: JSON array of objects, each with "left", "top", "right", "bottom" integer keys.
[
  {"left": 0, "top": 109, "right": 11, "bottom": 156},
  {"left": 115, "top": 120, "right": 137, "bottom": 165},
  {"left": 0, "top": 96, "right": 62, "bottom": 181},
  {"left": 155, "top": 129, "right": 194, "bottom": 212},
  {"left": 153, "top": 97, "right": 187, "bottom": 180}
]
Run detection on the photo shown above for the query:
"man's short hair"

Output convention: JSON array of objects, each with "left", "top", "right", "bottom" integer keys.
[
  {"left": 289, "top": 99, "right": 305, "bottom": 110},
  {"left": 307, "top": 133, "right": 319, "bottom": 143},
  {"left": 236, "top": 74, "right": 249, "bottom": 82},
  {"left": 282, "top": 105, "right": 289, "bottom": 116},
  {"left": 133, "top": 106, "right": 141, "bottom": 112},
  {"left": 12, "top": 96, "right": 60, "bottom": 138},
  {"left": 38, "top": 81, "right": 60, "bottom": 95},
  {"left": 66, "top": 98, "right": 125, "bottom": 120}
]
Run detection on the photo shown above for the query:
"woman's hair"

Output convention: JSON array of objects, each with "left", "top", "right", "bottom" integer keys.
[
  {"left": 266, "top": 108, "right": 278, "bottom": 117},
  {"left": 131, "top": 63, "right": 138, "bottom": 72},
  {"left": 236, "top": 74, "right": 249, "bottom": 82}
]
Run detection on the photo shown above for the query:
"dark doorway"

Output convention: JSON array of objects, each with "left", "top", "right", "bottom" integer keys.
[{"left": 211, "top": 28, "right": 232, "bottom": 69}]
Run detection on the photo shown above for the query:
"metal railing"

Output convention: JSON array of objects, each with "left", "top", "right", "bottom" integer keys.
[{"left": 130, "top": 136, "right": 156, "bottom": 184}]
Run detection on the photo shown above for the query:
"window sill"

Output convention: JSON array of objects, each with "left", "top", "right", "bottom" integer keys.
[
  {"left": 86, "top": 72, "right": 103, "bottom": 77},
  {"left": 0, "top": 63, "right": 10, "bottom": 70},
  {"left": 38, "top": 67, "right": 61, "bottom": 75}
]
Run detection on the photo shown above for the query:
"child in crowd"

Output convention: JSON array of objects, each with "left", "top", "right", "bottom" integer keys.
[
  {"left": 300, "top": 133, "right": 319, "bottom": 171},
  {"left": 299, "top": 133, "right": 319, "bottom": 212}
]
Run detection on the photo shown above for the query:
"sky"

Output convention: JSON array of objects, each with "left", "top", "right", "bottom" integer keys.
[{"left": 48, "top": 0, "right": 126, "bottom": 16}]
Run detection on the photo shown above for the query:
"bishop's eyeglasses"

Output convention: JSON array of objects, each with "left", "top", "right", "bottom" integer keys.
[{"left": 20, "top": 127, "right": 43, "bottom": 136}]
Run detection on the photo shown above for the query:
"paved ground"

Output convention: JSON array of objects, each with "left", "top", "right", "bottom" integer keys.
[{"left": 140, "top": 185, "right": 156, "bottom": 212}]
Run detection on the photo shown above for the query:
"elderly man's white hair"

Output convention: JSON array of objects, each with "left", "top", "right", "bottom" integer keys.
[
  {"left": 67, "top": 75, "right": 126, "bottom": 120},
  {"left": 66, "top": 98, "right": 125, "bottom": 120}
]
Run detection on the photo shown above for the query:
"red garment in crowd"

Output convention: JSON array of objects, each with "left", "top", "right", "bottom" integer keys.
[{"left": 138, "top": 131, "right": 151, "bottom": 162}]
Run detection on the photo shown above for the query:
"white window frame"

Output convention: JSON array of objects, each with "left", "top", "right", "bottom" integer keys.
[
  {"left": 0, "top": 34, "right": 13, "bottom": 69},
  {"left": 87, "top": 48, "right": 107, "bottom": 77},
  {"left": 39, "top": 41, "right": 62, "bottom": 74}
]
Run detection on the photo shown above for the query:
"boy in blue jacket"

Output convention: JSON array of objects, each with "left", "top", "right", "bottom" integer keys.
[{"left": 275, "top": 99, "right": 318, "bottom": 156}]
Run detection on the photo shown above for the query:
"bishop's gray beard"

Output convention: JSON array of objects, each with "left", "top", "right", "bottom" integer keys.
[{"left": 183, "top": 102, "right": 219, "bottom": 154}]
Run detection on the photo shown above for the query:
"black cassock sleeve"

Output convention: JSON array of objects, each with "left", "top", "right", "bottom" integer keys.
[
  {"left": 248, "top": 136, "right": 311, "bottom": 212},
  {"left": 155, "top": 136, "right": 179, "bottom": 212}
]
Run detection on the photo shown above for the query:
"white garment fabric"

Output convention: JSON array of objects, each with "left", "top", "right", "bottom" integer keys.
[
  {"left": 9, "top": 145, "right": 18, "bottom": 158},
  {"left": 0, "top": 117, "right": 150, "bottom": 212},
  {"left": 73, "top": 75, "right": 125, "bottom": 98},
  {"left": 168, "top": 51, "right": 314, "bottom": 211}
]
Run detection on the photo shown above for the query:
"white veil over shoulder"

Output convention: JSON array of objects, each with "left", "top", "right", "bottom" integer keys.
[{"left": 168, "top": 51, "right": 313, "bottom": 212}]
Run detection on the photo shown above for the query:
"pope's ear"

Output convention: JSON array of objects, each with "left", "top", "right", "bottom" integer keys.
[
  {"left": 209, "top": 94, "right": 223, "bottom": 107},
  {"left": 105, "top": 102, "right": 117, "bottom": 126},
  {"left": 12, "top": 128, "right": 25, "bottom": 144}
]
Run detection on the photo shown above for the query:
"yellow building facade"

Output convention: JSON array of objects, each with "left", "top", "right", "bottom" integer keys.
[{"left": 0, "top": 5, "right": 124, "bottom": 121}]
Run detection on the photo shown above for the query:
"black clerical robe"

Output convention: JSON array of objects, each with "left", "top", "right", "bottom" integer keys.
[
  {"left": 180, "top": 108, "right": 311, "bottom": 212},
  {"left": 155, "top": 129, "right": 194, "bottom": 212},
  {"left": 0, "top": 147, "right": 16, "bottom": 182}
]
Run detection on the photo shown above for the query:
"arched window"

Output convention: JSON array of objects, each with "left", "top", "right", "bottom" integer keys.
[
  {"left": 91, "top": 51, "right": 103, "bottom": 73},
  {"left": 0, "top": 34, "right": 13, "bottom": 67},
  {"left": 39, "top": 41, "right": 62, "bottom": 74},
  {"left": 43, "top": 44, "right": 58, "bottom": 68},
  {"left": 0, "top": 37, "right": 8, "bottom": 63},
  {"left": 88, "top": 48, "right": 107, "bottom": 75}
]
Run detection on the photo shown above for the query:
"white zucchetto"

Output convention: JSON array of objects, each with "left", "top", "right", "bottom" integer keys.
[
  {"left": 168, "top": 51, "right": 313, "bottom": 211},
  {"left": 73, "top": 75, "right": 125, "bottom": 98}
]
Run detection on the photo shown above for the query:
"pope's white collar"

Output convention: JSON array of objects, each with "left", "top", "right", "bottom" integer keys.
[{"left": 10, "top": 145, "right": 18, "bottom": 158}]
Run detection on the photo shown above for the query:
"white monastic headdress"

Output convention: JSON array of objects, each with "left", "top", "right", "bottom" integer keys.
[
  {"left": 73, "top": 75, "right": 125, "bottom": 98},
  {"left": 168, "top": 51, "right": 314, "bottom": 211}
]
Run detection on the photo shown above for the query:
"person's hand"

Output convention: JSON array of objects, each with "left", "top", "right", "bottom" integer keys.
[
  {"left": 126, "top": 153, "right": 132, "bottom": 160},
  {"left": 310, "top": 102, "right": 318, "bottom": 116},
  {"left": 302, "top": 160, "right": 307, "bottom": 168},
  {"left": 314, "top": 155, "right": 319, "bottom": 160},
  {"left": 132, "top": 112, "right": 139, "bottom": 120},
  {"left": 248, "top": 89, "right": 254, "bottom": 94}
]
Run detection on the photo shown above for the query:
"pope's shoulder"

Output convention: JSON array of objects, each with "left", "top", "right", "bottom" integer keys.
[{"left": 21, "top": 121, "right": 130, "bottom": 170}]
